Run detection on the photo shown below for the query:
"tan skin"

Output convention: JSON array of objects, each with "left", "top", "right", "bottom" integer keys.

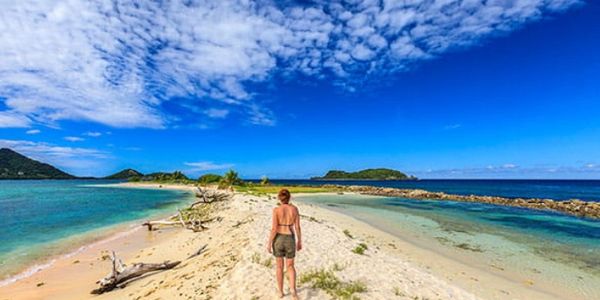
[{"left": 267, "top": 196, "right": 302, "bottom": 299}]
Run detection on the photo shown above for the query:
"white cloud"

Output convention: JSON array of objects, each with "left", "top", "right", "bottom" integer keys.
[
  {"left": 0, "top": 139, "right": 108, "bottom": 175},
  {"left": 443, "top": 124, "right": 462, "bottom": 130},
  {"left": 0, "top": 0, "right": 581, "bottom": 128},
  {"left": 0, "top": 111, "right": 30, "bottom": 128},
  {"left": 204, "top": 109, "right": 230, "bottom": 119},
  {"left": 414, "top": 162, "right": 600, "bottom": 178},
  {"left": 64, "top": 136, "right": 84, "bottom": 142},
  {"left": 185, "top": 161, "right": 234, "bottom": 172},
  {"left": 84, "top": 131, "right": 102, "bottom": 137},
  {"left": 25, "top": 129, "right": 41, "bottom": 135}
]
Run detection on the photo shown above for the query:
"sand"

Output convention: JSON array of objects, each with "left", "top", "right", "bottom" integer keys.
[{"left": 0, "top": 184, "right": 565, "bottom": 299}]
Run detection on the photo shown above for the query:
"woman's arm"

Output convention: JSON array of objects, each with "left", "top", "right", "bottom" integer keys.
[
  {"left": 267, "top": 208, "right": 278, "bottom": 253},
  {"left": 294, "top": 207, "right": 302, "bottom": 251}
]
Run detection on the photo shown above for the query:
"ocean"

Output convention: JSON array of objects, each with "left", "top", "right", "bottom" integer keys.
[
  {"left": 296, "top": 181, "right": 600, "bottom": 299},
  {"left": 0, "top": 180, "right": 194, "bottom": 284},
  {"left": 267, "top": 179, "right": 600, "bottom": 201}
]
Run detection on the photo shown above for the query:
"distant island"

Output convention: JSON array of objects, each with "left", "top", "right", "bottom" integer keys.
[
  {"left": 0, "top": 148, "right": 76, "bottom": 179},
  {"left": 311, "top": 168, "right": 417, "bottom": 180},
  {"left": 105, "top": 168, "right": 144, "bottom": 180}
]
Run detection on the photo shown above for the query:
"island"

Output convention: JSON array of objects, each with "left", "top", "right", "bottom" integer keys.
[
  {"left": 0, "top": 148, "right": 76, "bottom": 179},
  {"left": 311, "top": 168, "right": 417, "bottom": 180},
  {"left": 105, "top": 168, "right": 144, "bottom": 180}
]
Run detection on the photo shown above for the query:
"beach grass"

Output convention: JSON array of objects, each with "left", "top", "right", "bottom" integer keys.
[
  {"left": 234, "top": 185, "right": 339, "bottom": 195},
  {"left": 352, "top": 243, "right": 368, "bottom": 255},
  {"left": 300, "top": 268, "right": 367, "bottom": 300}
]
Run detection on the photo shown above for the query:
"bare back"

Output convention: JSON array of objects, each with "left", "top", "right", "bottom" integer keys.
[{"left": 274, "top": 204, "right": 298, "bottom": 235}]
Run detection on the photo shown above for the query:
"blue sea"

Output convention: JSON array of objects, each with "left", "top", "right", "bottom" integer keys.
[
  {"left": 266, "top": 179, "right": 600, "bottom": 201},
  {"left": 294, "top": 180, "right": 600, "bottom": 299},
  {"left": 0, "top": 180, "right": 194, "bottom": 283}
]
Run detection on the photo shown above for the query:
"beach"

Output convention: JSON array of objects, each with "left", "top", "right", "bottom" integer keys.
[{"left": 1, "top": 183, "right": 589, "bottom": 300}]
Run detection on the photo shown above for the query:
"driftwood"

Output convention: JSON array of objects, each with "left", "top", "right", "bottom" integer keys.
[
  {"left": 91, "top": 251, "right": 180, "bottom": 294},
  {"left": 193, "top": 187, "right": 230, "bottom": 206},
  {"left": 188, "top": 244, "right": 208, "bottom": 259},
  {"left": 142, "top": 219, "right": 210, "bottom": 231}
]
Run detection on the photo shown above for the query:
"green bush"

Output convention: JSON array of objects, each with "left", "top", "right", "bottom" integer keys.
[
  {"left": 198, "top": 173, "right": 222, "bottom": 185},
  {"left": 300, "top": 268, "right": 367, "bottom": 299},
  {"left": 351, "top": 243, "right": 368, "bottom": 255}
]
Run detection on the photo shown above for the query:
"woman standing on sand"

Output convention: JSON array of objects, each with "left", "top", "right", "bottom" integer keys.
[{"left": 267, "top": 189, "right": 302, "bottom": 299}]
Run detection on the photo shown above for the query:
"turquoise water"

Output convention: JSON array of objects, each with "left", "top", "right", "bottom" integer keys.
[
  {"left": 0, "top": 180, "right": 193, "bottom": 281},
  {"left": 300, "top": 194, "right": 600, "bottom": 299}
]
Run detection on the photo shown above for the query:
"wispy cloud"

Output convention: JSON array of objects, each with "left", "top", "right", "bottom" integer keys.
[
  {"left": 83, "top": 131, "right": 102, "bottom": 137},
  {"left": 443, "top": 124, "right": 462, "bottom": 130},
  {"left": 185, "top": 161, "right": 234, "bottom": 173},
  {"left": 204, "top": 109, "right": 229, "bottom": 119},
  {"left": 25, "top": 129, "right": 41, "bottom": 135},
  {"left": 0, "top": 111, "right": 30, "bottom": 128},
  {"left": 64, "top": 136, "right": 84, "bottom": 142},
  {"left": 0, "top": 0, "right": 581, "bottom": 129},
  {"left": 0, "top": 139, "right": 109, "bottom": 175},
  {"left": 415, "top": 162, "right": 600, "bottom": 178}
]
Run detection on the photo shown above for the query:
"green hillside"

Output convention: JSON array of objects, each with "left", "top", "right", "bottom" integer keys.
[
  {"left": 311, "top": 168, "right": 416, "bottom": 180},
  {"left": 105, "top": 168, "right": 144, "bottom": 180},
  {"left": 0, "top": 148, "right": 75, "bottom": 179}
]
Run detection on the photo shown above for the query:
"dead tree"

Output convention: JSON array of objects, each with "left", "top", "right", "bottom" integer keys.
[
  {"left": 192, "top": 187, "right": 230, "bottom": 207},
  {"left": 91, "top": 251, "right": 180, "bottom": 294}
]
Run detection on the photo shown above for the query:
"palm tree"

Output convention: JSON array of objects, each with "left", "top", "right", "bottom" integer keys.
[{"left": 220, "top": 169, "right": 242, "bottom": 188}]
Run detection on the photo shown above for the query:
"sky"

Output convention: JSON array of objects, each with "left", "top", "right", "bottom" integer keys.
[{"left": 0, "top": 0, "right": 599, "bottom": 179}]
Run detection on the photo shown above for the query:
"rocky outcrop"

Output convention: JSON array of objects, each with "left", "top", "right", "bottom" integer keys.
[{"left": 322, "top": 185, "right": 600, "bottom": 219}]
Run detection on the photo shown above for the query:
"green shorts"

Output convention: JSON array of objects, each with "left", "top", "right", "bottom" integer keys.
[{"left": 272, "top": 233, "right": 296, "bottom": 258}]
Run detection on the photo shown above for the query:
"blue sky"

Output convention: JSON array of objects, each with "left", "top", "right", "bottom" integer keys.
[{"left": 0, "top": 0, "right": 599, "bottom": 179}]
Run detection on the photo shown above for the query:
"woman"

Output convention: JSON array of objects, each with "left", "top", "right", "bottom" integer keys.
[{"left": 267, "top": 189, "right": 302, "bottom": 299}]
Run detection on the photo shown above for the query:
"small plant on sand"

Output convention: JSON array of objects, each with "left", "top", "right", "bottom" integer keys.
[
  {"left": 393, "top": 287, "right": 405, "bottom": 297},
  {"left": 351, "top": 243, "right": 368, "bottom": 255},
  {"left": 262, "top": 257, "right": 273, "bottom": 268},
  {"left": 251, "top": 252, "right": 261, "bottom": 264},
  {"left": 343, "top": 229, "right": 354, "bottom": 239},
  {"left": 332, "top": 262, "right": 345, "bottom": 272},
  {"left": 251, "top": 252, "right": 273, "bottom": 268},
  {"left": 300, "top": 268, "right": 366, "bottom": 300}
]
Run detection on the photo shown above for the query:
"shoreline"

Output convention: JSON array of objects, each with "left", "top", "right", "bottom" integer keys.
[
  {"left": 2, "top": 183, "right": 590, "bottom": 299},
  {"left": 0, "top": 183, "right": 197, "bottom": 289}
]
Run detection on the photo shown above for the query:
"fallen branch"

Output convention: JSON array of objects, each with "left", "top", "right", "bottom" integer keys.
[
  {"left": 142, "top": 219, "right": 214, "bottom": 231},
  {"left": 188, "top": 244, "right": 208, "bottom": 259},
  {"left": 194, "top": 187, "right": 231, "bottom": 205},
  {"left": 91, "top": 252, "right": 180, "bottom": 294}
]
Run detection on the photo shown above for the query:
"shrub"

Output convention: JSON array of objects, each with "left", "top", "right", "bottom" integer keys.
[
  {"left": 198, "top": 173, "right": 222, "bottom": 185},
  {"left": 351, "top": 243, "right": 368, "bottom": 255},
  {"left": 260, "top": 175, "right": 270, "bottom": 185},
  {"left": 300, "top": 268, "right": 367, "bottom": 299}
]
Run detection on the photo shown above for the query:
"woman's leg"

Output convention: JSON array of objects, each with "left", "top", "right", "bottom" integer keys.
[
  {"left": 276, "top": 257, "right": 284, "bottom": 297},
  {"left": 286, "top": 258, "right": 298, "bottom": 299}
]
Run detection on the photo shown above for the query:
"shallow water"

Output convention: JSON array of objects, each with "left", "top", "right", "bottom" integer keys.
[
  {"left": 0, "top": 180, "right": 193, "bottom": 280},
  {"left": 300, "top": 194, "right": 600, "bottom": 299}
]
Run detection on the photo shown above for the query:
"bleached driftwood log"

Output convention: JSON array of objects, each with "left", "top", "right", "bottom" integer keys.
[
  {"left": 91, "top": 251, "right": 180, "bottom": 294},
  {"left": 142, "top": 219, "right": 210, "bottom": 231},
  {"left": 192, "top": 187, "right": 230, "bottom": 206}
]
